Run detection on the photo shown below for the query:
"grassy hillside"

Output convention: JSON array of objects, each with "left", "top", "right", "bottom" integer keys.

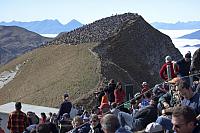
[{"left": 0, "top": 43, "right": 101, "bottom": 108}]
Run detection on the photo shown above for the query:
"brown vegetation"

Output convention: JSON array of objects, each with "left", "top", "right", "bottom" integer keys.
[{"left": 0, "top": 43, "right": 101, "bottom": 108}]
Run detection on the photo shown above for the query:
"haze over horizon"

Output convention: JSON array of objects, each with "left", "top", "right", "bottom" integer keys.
[{"left": 1, "top": 0, "right": 200, "bottom": 25}]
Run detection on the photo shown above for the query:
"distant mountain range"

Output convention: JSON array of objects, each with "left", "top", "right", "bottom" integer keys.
[
  {"left": 179, "top": 30, "right": 200, "bottom": 39},
  {"left": 183, "top": 44, "right": 200, "bottom": 47},
  {"left": 151, "top": 21, "right": 200, "bottom": 30},
  {"left": 1, "top": 19, "right": 200, "bottom": 34},
  {"left": 0, "top": 19, "right": 83, "bottom": 34}
]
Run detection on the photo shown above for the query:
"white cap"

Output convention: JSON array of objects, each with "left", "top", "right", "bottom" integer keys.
[
  {"left": 145, "top": 122, "right": 163, "bottom": 133},
  {"left": 165, "top": 56, "right": 172, "bottom": 63},
  {"left": 142, "top": 82, "right": 148, "bottom": 86}
]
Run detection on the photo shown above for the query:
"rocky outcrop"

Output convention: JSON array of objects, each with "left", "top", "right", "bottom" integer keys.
[
  {"left": 49, "top": 13, "right": 183, "bottom": 90},
  {"left": 0, "top": 26, "right": 52, "bottom": 65},
  {"left": 192, "top": 48, "right": 200, "bottom": 71},
  {"left": 93, "top": 16, "right": 182, "bottom": 89},
  {"left": 0, "top": 13, "right": 184, "bottom": 108},
  {"left": 49, "top": 13, "right": 140, "bottom": 45}
]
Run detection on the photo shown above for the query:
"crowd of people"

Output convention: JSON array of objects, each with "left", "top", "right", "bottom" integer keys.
[
  {"left": 49, "top": 13, "right": 139, "bottom": 45},
  {"left": 0, "top": 51, "right": 200, "bottom": 133}
]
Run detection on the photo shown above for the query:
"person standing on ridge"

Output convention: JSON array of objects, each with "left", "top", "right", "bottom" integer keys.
[
  {"left": 57, "top": 93, "right": 72, "bottom": 121},
  {"left": 160, "top": 55, "right": 178, "bottom": 81}
]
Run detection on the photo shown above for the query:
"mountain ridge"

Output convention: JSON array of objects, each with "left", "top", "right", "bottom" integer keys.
[
  {"left": 151, "top": 21, "right": 200, "bottom": 30},
  {"left": 0, "top": 13, "right": 183, "bottom": 108},
  {"left": 0, "top": 19, "right": 83, "bottom": 34}
]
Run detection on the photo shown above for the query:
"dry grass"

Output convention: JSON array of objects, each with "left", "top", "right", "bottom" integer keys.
[{"left": 0, "top": 43, "right": 101, "bottom": 108}]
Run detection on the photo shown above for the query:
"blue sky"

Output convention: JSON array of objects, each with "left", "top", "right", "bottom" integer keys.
[{"left": 0, "top": 0, "right": 200, "bottom": 24}]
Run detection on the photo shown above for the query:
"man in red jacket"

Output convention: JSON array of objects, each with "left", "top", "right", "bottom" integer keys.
[{"left": 160, "top": 55, "right": 178, "bottom": 81}]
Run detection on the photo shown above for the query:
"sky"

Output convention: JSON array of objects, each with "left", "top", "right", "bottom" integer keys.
[{"left": 0, "top": 0, "right": 200, "bottom": 25}]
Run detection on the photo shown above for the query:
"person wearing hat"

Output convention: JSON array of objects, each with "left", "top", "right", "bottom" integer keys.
[
  {"left": 57, "top": 93, "right": 72, "bottom": 121},
  {"left": 160, "top": 55, "right": 179, "bottom": 81},
  {"left": 0, "top": 117, "right": 5, "bottom": 133},
  {"left": 141, "top": 82, "right": 150, "bottom": 96},
  {"left": 176, "top": 51, "right": 192, "bottom": 77},
  {"left": 144, "top": 122, "right": 164, "bottom": 133},
  {"left": 7, "top": 102, "right": 29, "bottom": 133}
]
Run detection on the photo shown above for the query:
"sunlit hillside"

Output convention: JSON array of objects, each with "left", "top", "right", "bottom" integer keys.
[{"left": 0, "top": 43, "right": 101, "bottom": 108}]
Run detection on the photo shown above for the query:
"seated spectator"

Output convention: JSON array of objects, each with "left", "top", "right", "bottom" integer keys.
[
  {"left": 144, "top": 122, "right": 164, "bottom": 133},
  {"left": 23, "top": 124, "right": 37, "bottom": 133},
  {"left": 89, "top": 114, "right": 104, "bottom": 133},
  {"left": 152, "top": 82, "right": 169, "bottom": 98},
  {"left": 99, "top": 103, "right": 110, "bottom": 115},
  {"left": 110, "top": 102, "right": 120, "bottom": 117},
  {"left": 59, "top": 113, "right": 73, "bottom": 133},
  {"left": 156, "top": 78, "right": 200, "bottom": 132},
  {"left": 101, "top": 114, "right": 131, "bottom": 133},
  {"left": 71, "top": 116, "right": 90, "bottom": 133},
  {"left": 81, "top": 110, "right": 90, "bottom": 120},
  {"left": 141, "top": 82, "right": 150, "bottom": 95},
  {"left": 91, "top": 106, "right": 101, "bottom": 115},
  {"left": 59, "top": 113, "right": 71, "bottom": 124},
  {"left": 134, "top": 92, "right": 143, "bottom": 106},
  {"left": 157, "top": 81, "right": 180, "bottom": 114},
  {"left": 139, "top": 92, "right": 151, "bottom": 109},
  {"left": 83, "top": 116, "right": 90, "bottom": 123},
  {"left": 130, "top": 99, "right": 139, "bottom": 115},
  {"left": 118, "top": 96, "right": 159, "bottom": 132},
  {"left": 40, "top": 112, "right": 47, "bottom": 124},
  {"left": 50, "top": 113, "right": 58, "bottom": 124},
  {"left": 172, "top": 106, "right": 200, "bottom": 133},
  {"left": 27, "top": 111, "right": 39, "bottom": 125},
  {"left": 36, "top": 122, "right": 58, "bottom": 133},
  {"left": 46, "top": 112, "right": 52, "bottom": 122}
]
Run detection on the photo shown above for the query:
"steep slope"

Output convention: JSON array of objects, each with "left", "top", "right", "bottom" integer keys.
[
  {"left": 0, "top": 26, "right": 52, "bottom": 65},
  {"left": 93, "top": 17, "right": 182, "bottom": 88},
  {"left": 0, "top": 44, "right": 101, "bottom": 108}
]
